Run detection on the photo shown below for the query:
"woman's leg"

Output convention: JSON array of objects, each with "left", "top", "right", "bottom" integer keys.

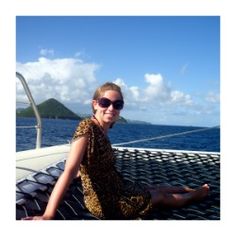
[
  {"left": 148, "top": 184, "right": 195, "bottom": 194},
  {"left": 150, "top": 184, "right": 209, "bottom": 208}
]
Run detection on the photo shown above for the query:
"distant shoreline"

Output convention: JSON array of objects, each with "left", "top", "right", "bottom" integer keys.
[{"left": 16, "top": 116, "right": 152, "bottom": 125}]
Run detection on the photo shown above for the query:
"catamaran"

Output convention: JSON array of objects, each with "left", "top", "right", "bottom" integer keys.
[{"left": 16, "top": 72, "right": 220, "bottom": 220}]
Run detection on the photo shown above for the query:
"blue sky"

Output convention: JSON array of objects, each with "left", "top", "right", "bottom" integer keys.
[{"left": 16, "top": 16, "right": 220, "bottom": 127}]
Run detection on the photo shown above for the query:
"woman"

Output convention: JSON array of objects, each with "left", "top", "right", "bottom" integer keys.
[{"left": 23, "top": 82, "right": 209, "bottom": 220}]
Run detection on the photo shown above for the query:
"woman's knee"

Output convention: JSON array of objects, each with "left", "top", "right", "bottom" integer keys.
[{"left": 149, "top": 189, "right": 165, "bottom": 207}]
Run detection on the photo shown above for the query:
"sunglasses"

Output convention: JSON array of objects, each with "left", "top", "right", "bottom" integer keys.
[{"left": 97, "top": 97, "right": 124, "bottom": 110}]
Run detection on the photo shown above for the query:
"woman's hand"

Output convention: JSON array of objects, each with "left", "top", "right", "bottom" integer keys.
[
  {"left": 22, "top": 215, "right": 52, "bottom": 220},
  {"left": 21, "top": 137, "right": 87, "bottom": 221}
]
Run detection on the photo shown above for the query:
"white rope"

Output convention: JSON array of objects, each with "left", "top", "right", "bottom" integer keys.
[
  {"left": 113, "top": 125, "right": 219, "bottom": 146},
  {"left": 16, "top": 125, "right": 37, "bottom": 129}
]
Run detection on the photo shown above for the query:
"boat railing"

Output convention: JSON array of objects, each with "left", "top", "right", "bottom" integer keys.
[{"left": 16, "top": 72, "right": 42, "bottom": 149}]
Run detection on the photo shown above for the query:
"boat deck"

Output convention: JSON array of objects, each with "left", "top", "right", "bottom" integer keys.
[{"left": 16, "top": 147, "right": 220, "bottom": 220}]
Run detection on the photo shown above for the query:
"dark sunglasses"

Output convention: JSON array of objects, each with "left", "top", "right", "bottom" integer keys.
[{"left": 97, "top": 97, "right": 124, "bottom": 110}]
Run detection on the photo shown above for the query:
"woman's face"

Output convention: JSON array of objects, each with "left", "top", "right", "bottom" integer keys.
[{"left": 93, "top": 90, "right": 123, "bottom": 125}]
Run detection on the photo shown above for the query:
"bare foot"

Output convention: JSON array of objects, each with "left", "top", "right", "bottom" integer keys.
[{"left": 190, "top": 184, "right": 210, "bottom": 202}]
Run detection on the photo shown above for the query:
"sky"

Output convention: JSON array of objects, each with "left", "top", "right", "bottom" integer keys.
[{"left": 16, "top": 16, "right": 220, "bottom": 127}]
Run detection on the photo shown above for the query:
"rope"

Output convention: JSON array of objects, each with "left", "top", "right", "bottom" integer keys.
[
  {"left": 16, "top": 125, "right": 37, "bottom": 129},
  {"left": 113, "top": 125, "right": 219, "bottom": 146}
]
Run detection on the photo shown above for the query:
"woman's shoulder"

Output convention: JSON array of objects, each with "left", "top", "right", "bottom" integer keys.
[
  {"left": 79, "top": 118, "right": 93, "bottom": 127},
  {"left": 72, "top": 118, "right": 93, "bottom": 140}
]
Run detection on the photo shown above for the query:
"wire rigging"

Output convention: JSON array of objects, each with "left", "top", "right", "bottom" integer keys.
[{"left": 113, "top": 125, "right": 219, "bottom": 146}]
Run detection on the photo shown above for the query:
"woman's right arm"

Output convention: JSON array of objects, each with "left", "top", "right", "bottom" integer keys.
[{"left": 22, "top": 135, "right": 88, "bottom": 220}]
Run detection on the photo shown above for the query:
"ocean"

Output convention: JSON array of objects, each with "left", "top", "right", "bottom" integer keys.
[{"left": 16, "top": 117, "right": 220, "bottom": 152}]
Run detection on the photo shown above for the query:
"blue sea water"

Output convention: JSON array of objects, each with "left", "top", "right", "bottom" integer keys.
[{"left": 16, "top": 117, "right": 220, "bottom": 152}]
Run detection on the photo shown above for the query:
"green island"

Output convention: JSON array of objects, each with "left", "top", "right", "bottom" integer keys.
[{"left": 16, "top": 98, "right": 81, "bottom": 120}]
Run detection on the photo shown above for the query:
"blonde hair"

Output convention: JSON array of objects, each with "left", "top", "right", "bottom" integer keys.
[{"left": 92, "top": 82, "right": 124, "bottom": 114}]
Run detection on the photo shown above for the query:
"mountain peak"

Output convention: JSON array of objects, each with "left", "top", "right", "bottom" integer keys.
[{"left": 17, "top": 98, "right": 81, "bottom": 120}]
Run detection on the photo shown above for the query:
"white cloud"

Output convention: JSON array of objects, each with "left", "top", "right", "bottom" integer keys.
[
  {"left": 144, "top": 73, "right": 171, "bottom": 102},
  {"left": 114, "top": 73, "right": 192, "bottom": 108},
  {"left": 39, "top": 48, "right": 54, "bottom": 57},
  {"left": 113, "top": 78, "right": 143, "bottom": 107},
  {"left": 205, "top": 91, "right": 220, "bottom": 103},
  {"left": 180, "top": 63, "right": 189, "bottom": 75},
  {"left": 170, "top": 91, "right": 192, "bottom": 105},
  {"left": 129, "top": 86, "right": 140, "bottom": 100},
  {"left": 16, "top": 57, "right": 100, "bottom": 104}
]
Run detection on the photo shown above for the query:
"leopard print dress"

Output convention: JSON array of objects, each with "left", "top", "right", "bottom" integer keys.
[{"left": 72, "top": 118, "right": 152, "bottom": 219}]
